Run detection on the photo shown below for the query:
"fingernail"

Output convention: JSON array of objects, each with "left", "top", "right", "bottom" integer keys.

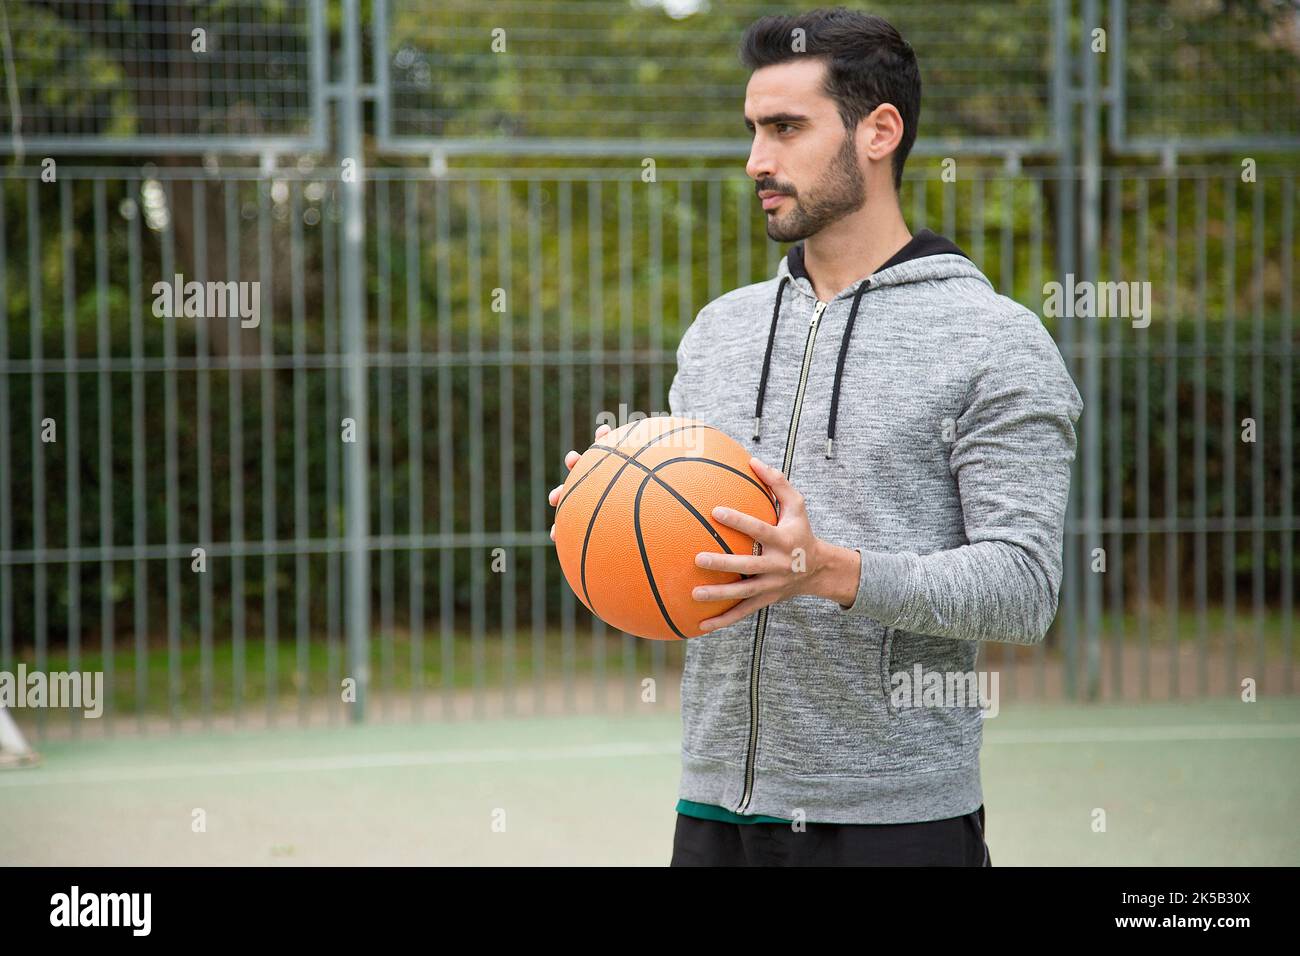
[
  {"left": 713, "top": 506, "right": 727, "bottom": 519},
  {"left": 693, "top": 588, "right": 706, "bottom": 600}
]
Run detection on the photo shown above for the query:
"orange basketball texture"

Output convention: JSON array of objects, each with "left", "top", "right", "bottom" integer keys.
[{"left": 554, "top": 417, "right": 778, "bottom": 640}]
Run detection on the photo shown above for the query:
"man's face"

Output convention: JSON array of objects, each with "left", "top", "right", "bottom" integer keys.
[{"left": 744, "top": 59, "right": 866, "bottom": 243}]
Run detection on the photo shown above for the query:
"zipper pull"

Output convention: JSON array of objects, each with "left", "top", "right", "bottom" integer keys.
[{"left": 811, "top": 300, "right": 827, "bottom": 326}]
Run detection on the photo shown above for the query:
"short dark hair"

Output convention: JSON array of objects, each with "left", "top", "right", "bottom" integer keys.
[{"left": 739, "top": 7, "right": 921, "bottom": 190}]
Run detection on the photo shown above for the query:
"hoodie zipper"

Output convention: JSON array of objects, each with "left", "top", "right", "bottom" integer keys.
[{"left": 736, "top": 297, "right": 827, "bottom": 814}]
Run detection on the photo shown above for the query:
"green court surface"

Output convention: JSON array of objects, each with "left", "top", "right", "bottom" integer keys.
[{"left": 2, "top": 698, "right": 1297, "bottom": 866}]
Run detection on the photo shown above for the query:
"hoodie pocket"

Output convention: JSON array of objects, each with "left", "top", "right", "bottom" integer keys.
[
  {"left": 878, "top": 627, "right": 896, "bottom": 715},
  {"left": 879, "top": 628, "right": 971, "bottom": 760}
]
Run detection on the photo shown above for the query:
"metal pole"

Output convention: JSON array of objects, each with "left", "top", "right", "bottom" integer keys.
[
  {"left": 340, "top": 0, "right": 371, "bottom": 722},
  {"left": 1052, "top": 0, "right": 1079, "bottom": 699},
  {"left": 1081, "top": 0, "right": 1103, "bottom": 700}
]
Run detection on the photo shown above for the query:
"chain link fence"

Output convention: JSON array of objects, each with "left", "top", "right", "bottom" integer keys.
[{"left": 0, "top": 0, "right": 1297, "bottom": 737}]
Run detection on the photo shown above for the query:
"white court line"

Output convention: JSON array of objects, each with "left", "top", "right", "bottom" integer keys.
[
  {"left": 0, "top": 724, "right": 1297, "bottom": 789},
  {"left": 982, "top": 723, "right": 1300, "bottom": 745},
  {"left": 0, "top": 741, "right": 682, "bottom": 789}
]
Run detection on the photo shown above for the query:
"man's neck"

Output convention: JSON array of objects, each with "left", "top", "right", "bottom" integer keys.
[{"left": 801, "top": 201, "right": 912, "bottom": 303}]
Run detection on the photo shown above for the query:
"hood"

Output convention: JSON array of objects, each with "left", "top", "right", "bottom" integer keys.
[
  {"left": 784, "top": 227, "right": 971, "bottom": 293},
  {"left": 754, "top": 229, "right": 981, "bottom": 456}
]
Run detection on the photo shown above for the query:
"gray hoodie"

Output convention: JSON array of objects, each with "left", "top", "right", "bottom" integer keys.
[{"left": 667, "top": 229, "right": 1084, "bottom": 824}]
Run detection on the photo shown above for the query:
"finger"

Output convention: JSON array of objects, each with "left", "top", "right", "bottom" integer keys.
[
  {"left": 594, "top": 423, "right": 611, "bottom": 440},
  {"left": 749, "top": 456, "right": 803, "bottom": 513},
  {"left": 710, "top": 505, "right": 778, "bottom": 544},
  {"left": 698, "top": 593, "right": 779, "bottom": 633},
  {"left": 692, "top": 574, "right": 777, "bottom": 604},
  {"left": 564, "top": 449, "right": 581, "bottom": 470},
  {"left": 548, "top": 484, "right": 564, "bottom": 507},
  {"left": 694, "top": 551, "right": 771, "bottom": 576},
  {"left": 550, "top": 523, "right": 556, "bottom": 541}
]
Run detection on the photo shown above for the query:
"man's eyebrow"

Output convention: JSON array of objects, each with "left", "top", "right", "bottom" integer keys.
[{"left": 744, "top": 112, "right": 811, "bottom": 129}]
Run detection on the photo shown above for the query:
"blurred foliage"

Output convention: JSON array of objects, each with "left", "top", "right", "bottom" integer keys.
[
  {"left": 0, "top": 1, "right": 134, "bottom": 139},
  {"left": 1, "top": 1, "right": 1298, "bottom": 651}
]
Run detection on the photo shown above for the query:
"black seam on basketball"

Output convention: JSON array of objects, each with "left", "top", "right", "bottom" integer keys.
[
  {"left": 671, "top": 457, "right": 780, "bottom": 518},
  {"left": 597, "top": 449, "right": 779, "bottom": 521},
  {"left": 651, "top": 458, "right": 774, "bottom": 577},
  {"left": 630, "top": 460, "right": 740, "bottom": 640},
  {"left": 628, "top": 456, "right": 777, "bottom": 641},
  {"left": 556, "top": 423, "right": 721, "bottom": 520},
  {"left": 554, "top": 452, "right": 617, "bottom": 526},
  {"left": 632, "top": 478, "right": 689, "bottom": 640},
  {"left": 579, "top": 424, "right": 722, "bottom": 613}
]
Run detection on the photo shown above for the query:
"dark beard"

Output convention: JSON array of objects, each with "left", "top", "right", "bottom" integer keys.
[{"left": 764, "top": 132, "right": 866, "bottom": 243}]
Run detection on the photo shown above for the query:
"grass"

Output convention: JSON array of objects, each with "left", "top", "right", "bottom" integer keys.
[
  {"left": 7, "top": 604, "right": 1294, "bottom": 721},
  {"left": 13, "top": 625, "right": 681, "bottom": 722}
]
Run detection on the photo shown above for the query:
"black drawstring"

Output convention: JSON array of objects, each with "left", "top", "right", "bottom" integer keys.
[
  {"left": 751, "top": 273, "right": 871, "bottom": 457},
  {"left": 751, "top": 275, "right": 789, "bottom": 442},
  {"left": 826, "top": 279, "right": 870, "bottom": 459}
]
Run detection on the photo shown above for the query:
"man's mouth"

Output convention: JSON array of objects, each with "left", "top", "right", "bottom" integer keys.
[{"left": 760, "top": 193, "right": 788, "bottom": 210}]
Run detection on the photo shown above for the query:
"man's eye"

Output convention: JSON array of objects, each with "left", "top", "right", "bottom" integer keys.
[{"left": 776, "top": 123, "right": 793, "bottom": 134}]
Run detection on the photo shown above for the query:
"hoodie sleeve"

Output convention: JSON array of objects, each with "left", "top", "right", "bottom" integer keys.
[
  {"left": 836, "top": 316, "right": 1083, "bottom": 645},
  {"left": 667, "top": 311, "right": 702, "bottom": 419}
]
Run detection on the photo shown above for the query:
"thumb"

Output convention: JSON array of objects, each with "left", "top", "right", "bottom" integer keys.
[{"left": 750, "top": 456, "right": 800, "bottom": 512}]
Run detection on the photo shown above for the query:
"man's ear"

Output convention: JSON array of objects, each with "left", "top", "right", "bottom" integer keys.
[{"left": 860, "top": 103, "right": 904, "bottom": 170}]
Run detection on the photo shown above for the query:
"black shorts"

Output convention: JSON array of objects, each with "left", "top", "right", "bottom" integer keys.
[{"left": 670, "top": 804, "right": 991, "bottom": 867}]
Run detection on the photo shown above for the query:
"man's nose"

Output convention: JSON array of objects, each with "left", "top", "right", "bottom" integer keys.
[
  {"left": 743, "top": 152, "right": 769, "bottom": 187},
  {"left": 745, "top": 142, "right": 774, "bottom": 186}
]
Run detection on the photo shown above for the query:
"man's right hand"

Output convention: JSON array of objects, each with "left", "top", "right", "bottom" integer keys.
[{"left": 548, "top": 423, "right": 612, "bottom": 543}]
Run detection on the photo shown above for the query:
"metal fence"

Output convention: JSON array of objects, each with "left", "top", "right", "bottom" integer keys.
[
  {"left": 0, "top": 0, "right": 1297, "bottom": 737},
  {"left": 0, "top": 0, "right": 327, "bottom": 157},
  {"left": 373, "top": 0, "right": 1068, "bottom": 158}
]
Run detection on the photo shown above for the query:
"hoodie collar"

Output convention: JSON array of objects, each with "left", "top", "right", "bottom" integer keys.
[
  {"left": 754, "top": 229, "right": 976, "bottom": 459},
  {"left": 777, "top": 228, "right": 975, "bottom": 299}
]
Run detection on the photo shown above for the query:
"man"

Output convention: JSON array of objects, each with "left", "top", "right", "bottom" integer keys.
[{"left": 551, "top": 8, "right": 1082, "bottom": 866}]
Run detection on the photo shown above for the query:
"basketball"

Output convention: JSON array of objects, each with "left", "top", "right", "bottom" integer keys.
[{"left": 553, "top": 416, "right": 778, "bottom": 640}]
